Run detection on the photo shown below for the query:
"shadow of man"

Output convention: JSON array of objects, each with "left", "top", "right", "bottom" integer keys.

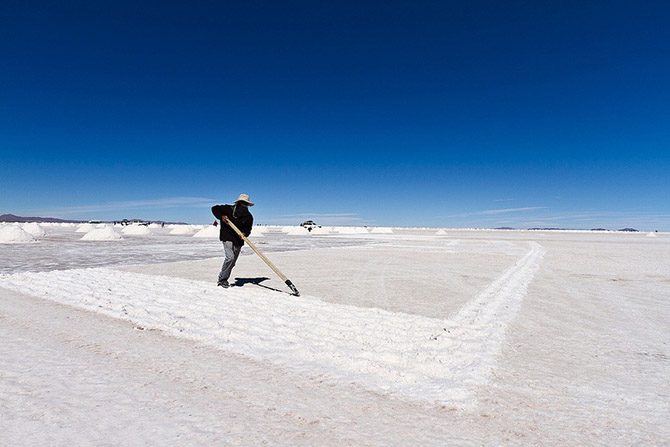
[{"left": 232, "top": 277, "right": 289, "bottom": 295}]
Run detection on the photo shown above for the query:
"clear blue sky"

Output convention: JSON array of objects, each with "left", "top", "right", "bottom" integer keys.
[{"left": 1, "top": 1, "right": 669, "bottom": 229}]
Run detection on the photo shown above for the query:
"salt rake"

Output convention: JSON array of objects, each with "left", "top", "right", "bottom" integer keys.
[{"left": 224, "top": 219, "right": 301, "bottom": 296}]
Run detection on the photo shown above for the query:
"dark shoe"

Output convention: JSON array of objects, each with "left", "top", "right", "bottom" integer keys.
[{"left": 217, "top": 280, "right": 229, "bottom": 288}]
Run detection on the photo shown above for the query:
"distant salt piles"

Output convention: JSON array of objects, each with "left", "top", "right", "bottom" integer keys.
[
  {"left": 436, "top": 229, "right": 447, "bottom": 235},
  {"left": 646, "top": 232, "right": 658, "bottom": 238},
  {"left": 0, "top": 225, "right": 37, "bottom": 243},
  {"left": 121, "top": 225, "right": 152, "bottom": 236},
  {"left": 81, "top": 226, "right": 123, "bottom": 241}
]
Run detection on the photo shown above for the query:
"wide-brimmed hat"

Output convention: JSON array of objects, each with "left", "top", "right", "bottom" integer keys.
[{"left": 235, "top": 193, "right": 254, "bottom": 206}]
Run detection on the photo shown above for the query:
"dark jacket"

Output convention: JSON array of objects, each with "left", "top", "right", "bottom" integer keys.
[{"left": 211, "top": 204, "right": 253, "bottom": 246}]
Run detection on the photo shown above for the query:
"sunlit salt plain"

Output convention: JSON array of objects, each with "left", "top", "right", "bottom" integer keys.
[{"left": 1, "top": 223, "right": 668, "bottom": 445}]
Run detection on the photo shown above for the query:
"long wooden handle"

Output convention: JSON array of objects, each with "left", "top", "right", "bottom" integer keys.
[{"left": 224, "top": 219, "right": 300, "bottom": 296}]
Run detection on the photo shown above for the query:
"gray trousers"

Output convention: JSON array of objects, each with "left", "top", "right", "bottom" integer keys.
[{"left": 218, "top": 241, "right": 242, "bottom": 282}]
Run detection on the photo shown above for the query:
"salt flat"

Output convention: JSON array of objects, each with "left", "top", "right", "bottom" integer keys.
[{"left": 1, "top": 226, "right": 668, "bottom": 445}]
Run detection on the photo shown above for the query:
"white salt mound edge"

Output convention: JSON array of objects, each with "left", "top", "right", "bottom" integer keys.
[
  {"left": 193, "top": 225, "right": 219, "bottom": 238},
  {"left": 81, "top": 226, "right": 123, "bottom": 241},
  {"left": 169, "top": 225, "right": 196, "bottom": 235},
  {"left": 21, "top": 222, "right": 46, "bottom": 238},
  {"left": 646, "top": 232, "right": 657, "bottom": 238},
  {"left": 76, "top": 223, "right": 95, "bottom": 233},
  {"left": 121, "top": 225, "right": 152, "bottom": 236},
  {"left": 0, "top": 225, "right": 36, "bottom": 243},
  {"left": 436, "top": 229, "right": 447, "bottom": 235}
]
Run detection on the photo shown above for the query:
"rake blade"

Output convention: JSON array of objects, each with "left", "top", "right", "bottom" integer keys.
[{"left": 285, "top": 280, "right": 300, "bottom": 296}]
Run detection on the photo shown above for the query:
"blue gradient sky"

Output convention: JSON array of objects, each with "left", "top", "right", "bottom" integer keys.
[{"left": 1, "top": 1, "right": 669, "bottom": 229}]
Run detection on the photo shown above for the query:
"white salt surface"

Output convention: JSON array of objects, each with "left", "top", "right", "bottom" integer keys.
[
  {"left": 1, "top": 230, "right": 668, "bottom": 445},
  {"left": 81, "top": 226, "right": 123, "bottom": 241}
]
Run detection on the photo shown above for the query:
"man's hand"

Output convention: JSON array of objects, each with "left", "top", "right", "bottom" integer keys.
[{"left": 221, "top": 216, "right": 229, "bottom": 224}]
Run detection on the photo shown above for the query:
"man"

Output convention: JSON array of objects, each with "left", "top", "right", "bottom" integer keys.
[{"left": 211, "top": 193, "right": 254, "bottom": 287}]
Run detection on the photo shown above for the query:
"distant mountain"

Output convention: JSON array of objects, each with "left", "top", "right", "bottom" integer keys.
[
  {"left": 618, "top": 228, "right": 639, "bottom": 232},
  {"left": 0, "top": 214, "right": 84, "bottom": 223},
  {"left": 1, "top": 213, "right": 189, "bottom": 225}
]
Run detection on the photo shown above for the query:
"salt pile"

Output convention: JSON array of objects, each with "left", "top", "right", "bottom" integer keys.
[
  {"left": 76, "top": 223, "right": 96, "bottom": 233},
  {"left": 81, "top": 226, "right": 123, "bottom": 241},
  {"left": 0, "top": 225, "right": 36, "bottom": 243},
  {"left": 122, "top": 225, "right": 152, "bottom": 236},
  {"left": 369, "top": 227, "right": 393, "bottom": 234},
  {"left": 436, "top": 229, "right": 447, "bottom": 235},
  {"left": 22, "top": 222, "right": 46, "bottom": 238},
  {"left": 169, "top": 225, "right": 196, "bottom": 235},
  {"left": 193, "top": 225, "right": 219, "bottom": 238}
]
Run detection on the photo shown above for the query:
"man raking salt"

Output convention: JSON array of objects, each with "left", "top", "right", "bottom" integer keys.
[{"left": 211, "top": 194, "right": 300, "bottom": 296}]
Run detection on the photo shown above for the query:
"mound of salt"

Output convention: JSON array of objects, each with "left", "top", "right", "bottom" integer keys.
[
  {"left": 193, "top": 225, "right": 219, "bottom": 238},
  {"left": 435, "top": 229, "right": 447, "bottom": 235},
  {"left": 81, "top": 226, "right": 123, "bottom": 241},
  {"left": 646, "top": 232, "right": 658, "bottom": 238},
  {"left": 76, "top": 223, "right": 95, "bottom": 233},
  {"left": 169, "top": 225, "right": 196, "bottom": 235},
  {"left": 122, "top": 225, "right": 152, "bottom": 236},
  {"left": 22, "top": 222, "right": 46, "bottom": 238},
  {"left": 0, "top": 225, "right": 36, "bottom": 243}
]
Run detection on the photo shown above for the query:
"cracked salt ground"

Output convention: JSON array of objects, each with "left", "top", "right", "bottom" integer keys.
[{"left": 1, "top": 230, "right": 669, "bottom": 445}]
